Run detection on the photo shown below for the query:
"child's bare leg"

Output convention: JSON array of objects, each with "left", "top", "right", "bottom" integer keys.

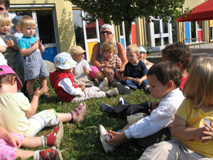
[
  {"left": 26, "top": 79, "right": 35, "bottom": 95},
  {"left": 94, "top": 71, "right": 104, "bottom": 81},
  {"left": 57, "top": 113, "right": 70, "bottom": 122},
  {"left": 39, "top": 77, "right": 47, "bottom": 88},
  {"left": 115, "top": 69, "right": 123, "bottom": 81},
  {"left": 16, "top": 150, "right": 35, "bottom": 160},
  {"left": 21, "top": 137, "right": 41, "bottom": 148}
]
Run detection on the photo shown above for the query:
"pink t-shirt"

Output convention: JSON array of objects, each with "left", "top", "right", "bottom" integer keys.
[{"left": 180, "top": 74, "right": 189, "bottom": 91}]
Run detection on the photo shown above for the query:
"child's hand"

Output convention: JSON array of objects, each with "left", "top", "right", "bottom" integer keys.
[
  {"left": 33, "top": 41, "right": 39, "bottom": 50},
  {"left": 6, "top": 39, "right": 14, "bottom": 47},
  {"left": 34, "top": 86, "right": 49, "bottom": 97},
  {"left": 105, "top": 61, "right": 109, "bottom": 68},
  {"left": 73, "top": 67, "right": 77, "bottom": 75},
  {"left": 5, "top": 133, "right": 21, "bottom": 148},
  {"left": 107, "top": 130, "right": 127, "bottom": 146},
  {"left": 116, "top": 61, "right": 121, "bottom": 68},
  {"left": 83, "top": 65, "right": 89, "bottom": 75},
  {"left": 78, "top": 84, "right": 85, "bottom": 91},
  {"left": 200, "top": 123, "right": 213, "bottom": 143}
]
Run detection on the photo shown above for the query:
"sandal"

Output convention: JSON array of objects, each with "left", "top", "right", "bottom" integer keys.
[{"left": 70, "top": 103, "right": 86, "bottom": 123}]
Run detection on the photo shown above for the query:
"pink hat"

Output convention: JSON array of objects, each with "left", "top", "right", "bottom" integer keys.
[{"left": 0, "top": 65, "right": 22, "bottom": 89}]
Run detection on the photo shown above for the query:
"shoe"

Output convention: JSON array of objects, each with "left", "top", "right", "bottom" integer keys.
[
  {"left": 70, "top": 103, "right": 86, "bottom": 123},
  {"left": 107, "top": 88, "right": 119, "bottom": 97},
  {"left": 41, "top": 93, "right": 51, "bottom": 98},
  {"left": 116, "top": 84, "right": 131, "bottom": 95},
  {"left": 39, "top": 146, "right": 63, "bottom": 160},
  {"left": 100, "top": 103, "right": 115, "bottom": 113},
  {"left": 94, "top": 78, "right": 100, "bottom": 86},
  {"left": 118, "top": 96, "right": 129, "bottom": 105},
  {"left": 109, "top": 80, "right": 119, "bottom": 87},
  {"left": 98, "top": 125, "right": 115, "bottom": 153},
  {"left": 44, "top": 121, "right": 63, "bottom": 148},
  {"left": 99, "top": 77, "right": 108, "bottom": 91}
]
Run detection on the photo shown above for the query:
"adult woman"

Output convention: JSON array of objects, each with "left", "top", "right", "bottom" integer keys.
[{"left": 90, "top": 24, "right": 128, "bottom": 82}]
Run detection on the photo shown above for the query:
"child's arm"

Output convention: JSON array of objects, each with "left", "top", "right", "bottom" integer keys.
[
  {"left": 107, "top": 131, "right": 128, "bottom": 146},
  {"left": 0, "top": 46, "right": 6, "bottom": 52},
  {"left": 124, "top": 76, "right": 138, "bottom": 83},
  {"left": 26, "top": 86, "right": 49, "bottom": 117},
  {"left": 6, "top": 39, "right": 19, "bottom": 51},
  {"left": 38, "top": 40, "right": 45, "bottom": 53},
  {"left": 83, "top": 65, "right": 90, "bottom": 75},
  {"left": 172, "top": 115, "right": 213, "bottom": 142},
  {"left": 146, "top": 60, "right": 154, "bottom": 66},
  {"left": 137, "top": 75, "right": 147, "bottom": 85},
  {"left": 0, "top": 126, "right": 21, "bottom": 148},
  {"left": 20, "top": 41, "right": 39, "bottom": 56}
]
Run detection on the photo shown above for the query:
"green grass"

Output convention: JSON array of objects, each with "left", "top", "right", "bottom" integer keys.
[{"left": 30, "top": 79, "right": 158, "bottom": 160}]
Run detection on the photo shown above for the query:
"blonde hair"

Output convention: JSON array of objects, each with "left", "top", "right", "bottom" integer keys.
[
  {"left": 183, "top": 57, "right": 213, "bottom": 108},
  {"left": 101, "top": 41, "right": 117, "bottom": 54},
  {"left": 0, "top": 12, "right": 11, "bottom": 26},
  {"left": 18, "top": 15, "right": 36, "bottom": 30},
  {"left": 126, "top": 44, "right": 140, "bottom": 56}
]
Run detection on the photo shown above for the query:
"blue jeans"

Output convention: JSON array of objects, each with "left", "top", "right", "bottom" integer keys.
[{"left": 125, "top": 79, "right": 149, "bottom": 90}]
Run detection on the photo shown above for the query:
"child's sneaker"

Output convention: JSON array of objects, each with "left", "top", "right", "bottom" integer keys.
[
  {"left": 44, "top": 121, "right": 63, "bottom": 148},
  {"left": 109, "top": 80, "right": 119, "bottom": 87},
  {"left": 39, "top": 146, "right": 63, "bottom": 160},
  {"left": 70, "top": 103, "right": 86, "bottom": 123},
  {"left": 116, "top": 84, "right": 131, "bottom": 95},
  {"left": 107, "top": 88, "right": 119, "bottom": 97},
  {"left": 99, "top": 77, "right": 108, "bottom": 91},
  {"left": 100, "top": 103, "right": 115, "bottom": 113},
  {"left": 41, "top": 93, "right": 51, "bottom": 98},
  {"left": 118, "top": 96, "right": 130, "bottom": 105},
  {"left": 98, "top": 125, "right": 115, "bottom": 153},
  {"left": 94, "top": 78, "right": 100, "bottom": 86}
]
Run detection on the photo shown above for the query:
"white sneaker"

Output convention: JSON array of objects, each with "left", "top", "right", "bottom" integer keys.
[
  {"left": 107, "top": 88, "right": 119, "bottom": 97},
  {"left": 98, "top": 125, "right": 115, "bottom": 153},
  {"left": 99, "top": 77, "right": 108, "bottom": 91}
]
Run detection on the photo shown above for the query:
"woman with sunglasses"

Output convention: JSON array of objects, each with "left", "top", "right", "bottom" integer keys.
[{"left": 90, "top": 24, "right": 128, "bottom": 85}]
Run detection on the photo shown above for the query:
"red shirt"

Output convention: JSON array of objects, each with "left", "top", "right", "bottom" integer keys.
[{"left": 180, "top": 74, "right": 189, "bottom": 91}]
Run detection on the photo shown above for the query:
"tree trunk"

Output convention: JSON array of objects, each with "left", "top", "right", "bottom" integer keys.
[{"left": 124, "top": 20, "right": 133, "bottom": 46}]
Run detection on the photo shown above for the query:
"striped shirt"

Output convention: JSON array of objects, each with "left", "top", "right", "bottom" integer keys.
[{"left": 100, "top": 55, "right": 122, "bottom": 70}]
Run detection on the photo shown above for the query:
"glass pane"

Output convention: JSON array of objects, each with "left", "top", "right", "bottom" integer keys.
[
  {"left": 154, "top": 20, "right": 160, "bottom": 34},
  {"left": 163, "top": 37, "right": 169, "bottom": 45},
  {"left": 145, "top": 17, "right": 151, "bottom": 47},
  {"left": 197, "top": 21, "right": 202, "bottom": 29},
  {"left": 172, "top": 22, "right": 177, "bottom": 42},
  {"left": 163, "top": 22, "right": 168, "bottom": 33},
  {"left": 36, "top": 10, "right": 55, "bottom": 44},
  {"left": 210, "top": 27, "right": 213, "bottom": 40},
  {"left": 72, "top": 9, "right": 85, "bottom": 49},
  {"left": 15, "top": 11, "right": 32, "bottom": 16},
  {"left": 191, "top": 21, "right": 196, "bottom": 38},
  {"left": 155, "top": 38, "right": 161, "bottom": 46},
  {"left": 85, "top": 12, "right": 97, "bottom": 39},
  {"left": 119, "top": 24, "right": 123, "bottom": 36}
]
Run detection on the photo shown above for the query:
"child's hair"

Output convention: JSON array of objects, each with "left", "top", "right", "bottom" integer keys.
[
  {"left": 147, "top": 61, "right": 181, "bottom": 88},
  {"left": 162, "top": 42, "right": 193, "bottom": 70},
  {"left": 183, "top": 57, "right": 213, "bottom": 108},
  {"left": 0, "top": 73, "right": 17, "bottom": 88},
  {"left": 126, "top": 44, "right": 140, "bottom": 56},
  {"left": 0, "top": 12, "right": 11, "bottom": 26},
  {"left": 101, "top": 41, "right": 117, "bottom": 54},
  {"left": 0, "top": 0, "right": 10, "bottom": 11},
  {"left": 18, "top": 15, "right": 36, "bottom": 30}
]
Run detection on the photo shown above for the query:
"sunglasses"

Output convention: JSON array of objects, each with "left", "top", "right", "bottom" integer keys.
[
  {"left": 100, "top": 31, "right": 112, "bottom": 35},
  {"left": 0, "top": 7, "right": 5, "bottom": 11}
]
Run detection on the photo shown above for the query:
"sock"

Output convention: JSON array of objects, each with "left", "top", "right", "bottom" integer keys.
[
  {"left": 40, "top": 136, "right": 46, "bottom": 146},
  {"left": 34, "top": 150, "right": 40, "bottom": 160},
  {"left": 68, "top": 112, "right": 73, "bottom": 121}
]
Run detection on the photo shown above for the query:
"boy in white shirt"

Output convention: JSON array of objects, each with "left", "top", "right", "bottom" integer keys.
[{"left": 98, "top": 61, "right": 185, "bottom": 153}]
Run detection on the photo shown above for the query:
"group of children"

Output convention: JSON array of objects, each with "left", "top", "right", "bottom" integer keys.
[{"left": 0, "top": 0, "right": 212, "bottom": 159}]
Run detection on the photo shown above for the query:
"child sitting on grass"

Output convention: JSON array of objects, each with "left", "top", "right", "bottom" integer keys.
[
  {"left": 49, "top": 52, "right": 129, "bottom": 103},
  {"left": 0, "top": 64, "right": 86, "bottom": 137},
  {"left": 138, "top": 46, "right": 154, "bottom": 70},
  {"left": 99, "top": 41, "right": 123, "bottom": 86},
  {"left": 124, "top": 44, "right": 150, "bottom": 93},
  {"left": 140, "top": 57, "right": 213, "bottom": 159},
  {"left": 98, "top": 61, "right": 185, "bottom": 153},
  {"left": 0, "top": 124, "right": 63, "bottom": 160},
  {"left": 71, "top": 46, "right": 94, "bottom": 87}
]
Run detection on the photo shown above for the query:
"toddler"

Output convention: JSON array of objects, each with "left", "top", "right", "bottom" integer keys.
[
  {"left": 18, "top": 15, "right": 49, "bottom": 99},
  {"left": 0, "top": 12, "right": 24, "bottom": 85},
  {"left": 0, "top": 64, "right": 86, "bottom": 137},
  {"left": 98, "top": 61, "right": 184, "bottom": 153},
  {"left": 100, "top": 41, "right": 123, "bottom": 86},
  {"left": 162, "top": 42, "right": 193, "bottom": 91},
  {"left": 140, "top": 57, "right": 213, "bottom": 159},
  {"left": 71, "top": 46, "right": 94, "bottom": 87},
  {"left": 0, "top": 124, "right": 63, "bottom": 160},
  {"left": 49, "top": 52, "right": 130, "bottom": 103},
  {"left": 138, "top": 46, "right": 154, "bottom": 70},
  {"left": 124, "top": 44, "right": 150, "bottom": 93}
]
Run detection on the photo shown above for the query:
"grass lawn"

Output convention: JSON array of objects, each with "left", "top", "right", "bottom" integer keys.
[{"left": 30, "top": 79, "right": 158, "bottom": 160}]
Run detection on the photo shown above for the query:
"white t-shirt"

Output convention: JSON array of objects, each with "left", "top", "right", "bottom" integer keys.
[
  {"left": 0, "top": 38, "right": 7, "bottom": 65},
  {"left": 72, "top": 59, "right": 92, "bottom": 79}
]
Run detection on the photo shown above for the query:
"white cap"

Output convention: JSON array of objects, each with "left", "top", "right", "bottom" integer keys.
[{"left": 139, "top": 46, "right": 147, "bottom": 53}]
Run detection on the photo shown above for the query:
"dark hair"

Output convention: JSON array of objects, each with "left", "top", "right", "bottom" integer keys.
[
  {"left": 162, "top": 42, "right": 193, "bottom": 69},
  {"left": 0, "top": 0, "right": 10, "bottom": 10},
  {"left": 147, "top": 61, "right": 182, "bottom": 88}
]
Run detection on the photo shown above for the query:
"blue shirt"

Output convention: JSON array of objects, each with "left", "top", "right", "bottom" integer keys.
[
  {"left": 18, "top": 36, "right": 38, "bottom": 49},
  {"left": 124, "top": 60, "right": 148, "bottom": 78}
]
